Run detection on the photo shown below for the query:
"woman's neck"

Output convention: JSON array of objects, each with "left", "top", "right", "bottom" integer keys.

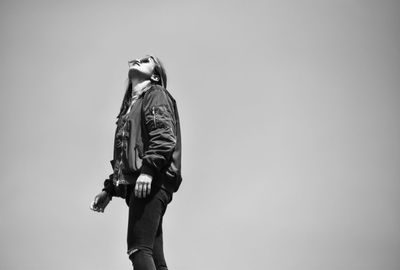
[{"left": 130, "top": 78, "right": 151, "bottom": 97}]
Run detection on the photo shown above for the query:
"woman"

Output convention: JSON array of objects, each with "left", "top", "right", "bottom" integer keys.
[{"left": 91, "top": 55, "right": 182, "bottom": 270}]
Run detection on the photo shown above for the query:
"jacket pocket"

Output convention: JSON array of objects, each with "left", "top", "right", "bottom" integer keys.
[
  {"left": 149, "top": 105, "right": 174, "bottom": 130},
  {"left": 130, "top": 145, "right": 143, "bottom": 171}
]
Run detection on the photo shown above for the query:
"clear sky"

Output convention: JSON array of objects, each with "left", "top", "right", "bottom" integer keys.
[{"left": 1, "top": 0, "right": 399, "bottom": 269}]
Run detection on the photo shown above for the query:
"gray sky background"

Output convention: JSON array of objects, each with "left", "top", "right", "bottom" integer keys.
[{"left": 0, "top": 1, "right": 399, "bottom": 269}]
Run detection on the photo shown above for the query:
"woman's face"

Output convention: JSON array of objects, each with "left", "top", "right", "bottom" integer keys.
[{"left": 128, "top": 56, "right": 157, "bottom": 80}]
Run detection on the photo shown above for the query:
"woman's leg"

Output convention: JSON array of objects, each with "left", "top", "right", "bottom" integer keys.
[
  {"left": 153, "top": 219, "right": 168, "bottom": 270},
  {"left": 127, "top": 188, "right": 171, "bottom": 270}
]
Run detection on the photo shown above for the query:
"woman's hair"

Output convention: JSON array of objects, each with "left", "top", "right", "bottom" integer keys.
[
  {"left": 117, "top": 55, "right": 167, "bottom": 119},
  {"left": 149, "top": 55, "right": 167, "bottom": 89},
  {"left": 117, "top": 80, "right": 133, "bottom": 119}
]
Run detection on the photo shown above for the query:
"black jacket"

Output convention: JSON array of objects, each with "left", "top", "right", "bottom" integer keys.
[{"left": 104, "top": 84, "right": 182, "bottom": 196}]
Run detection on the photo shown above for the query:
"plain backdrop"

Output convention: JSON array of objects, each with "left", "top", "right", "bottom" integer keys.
[{"left": 0, "top": 1, "right": 399, "bottom": 269}]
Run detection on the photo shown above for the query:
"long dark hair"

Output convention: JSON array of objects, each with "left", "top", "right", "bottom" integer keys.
[
  {"left": 117, "top": 55, "right": 167, "bottom": 119},
  {"left": 149, "top": 55, "right": 167, "bottom": 89}
]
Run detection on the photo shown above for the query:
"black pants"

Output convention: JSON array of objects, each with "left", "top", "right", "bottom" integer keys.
[{"left": 126, "top": 186, "right": 172, "bottom": 270}]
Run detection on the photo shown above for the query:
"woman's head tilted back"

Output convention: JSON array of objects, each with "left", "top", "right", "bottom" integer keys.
[
  {"left": 119, "top": 55, "right": 167, "bottom": 118},
  {"left": 127, "top": 55, "right": 167, "bottom": 89}
]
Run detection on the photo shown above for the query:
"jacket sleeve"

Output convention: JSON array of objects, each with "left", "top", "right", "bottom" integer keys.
[
  {"left": 141, "top": 87, "right": 177, "bottom": 177},
  {"left": 102, "top": 174, "right": 116, "bottom": 198}
]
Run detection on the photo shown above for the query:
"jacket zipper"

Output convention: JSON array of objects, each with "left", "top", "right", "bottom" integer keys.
[{"left": 152, "top": 107, "right": 157, "bottom": 127}]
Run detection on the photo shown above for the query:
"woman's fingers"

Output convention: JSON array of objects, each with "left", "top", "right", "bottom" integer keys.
[
  {"left": 135, "top": 174, "right": 153, "bottom": 198},
  {"left": 90, "top": 201, "right": 101, "bottom": 212},
  {"left": 135, "top": 182, "right": 142, "bottom": 198},
  {"left": 135, "top": 182, "right": 151, "bottom": 198}
]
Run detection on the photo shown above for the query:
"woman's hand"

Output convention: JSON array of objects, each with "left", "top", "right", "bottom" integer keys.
[
  {"left": 90, "top": 191, "right": 111, "bottom": 213},
  {"left": 135, "top": 173, "right": 153, "bottom": 198}
]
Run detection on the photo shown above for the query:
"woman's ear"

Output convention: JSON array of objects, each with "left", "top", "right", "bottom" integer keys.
[{"left": 150, "top": 74, "right": 160, "bottom": 83}]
